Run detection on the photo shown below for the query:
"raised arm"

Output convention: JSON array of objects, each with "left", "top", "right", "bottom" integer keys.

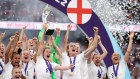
[
  {"left": 56, "top": 27, "right": 60, "bottom": 37},
  {"left": 51, "top": 27, "right": 61, "bottom": 54},
  {"left": 51, "top": 36, "right": 62, "bottom": 58},
  {"left": 38, "top": 27, "right": 44, "bottom": 42},
  {"left": 5, "top": 36, "right": 14, "bottom": 64},
  {"left": 87, "top": 37, "right": 94, "bottom": 64},
  {"left": 98, "top": 35, "right": 108, "bottom": 60},
  {"left": 84, "top": 27, "right": 98, "bottom": 58},
  {"left": 19, "top": 26, "right": 26, "bottom": 41},
  {"left": 9, "top": 32, "right": 19, "bottom": 57},
  {"left": 33, "top": 37, "right": 39, "bottom": 63},
  {"left": 37, "top": 23, "right": 48, "bottom": 56},
  {"left": 12, "top": 32, "right": 19, "bottom": 50},
  {"left": 21, "top": 33, "right": 28, "bottom": 50},
  {"left": 14, "top": 41, "right": 22, "bottom": 53},
  {"left": 62, "top": 24, "right": 71, "bottom": 52},
  {"left": 124, "top": 31, "right": 134, "bottom": 62},
  {"left": 88, "top": 37, "right": 93, "bottom": 48},
  {"left": 0, "top": 31, "right": 6, "bottom": 43}
]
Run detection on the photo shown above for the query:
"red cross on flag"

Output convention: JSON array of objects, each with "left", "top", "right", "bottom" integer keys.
[{"left": 67, "top": 0, "right": 92, "bottom": 24}]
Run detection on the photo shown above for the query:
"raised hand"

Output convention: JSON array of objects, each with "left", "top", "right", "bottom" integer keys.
[
  {"left": 67, "top": 24, "right": 72, "bottom": 31},
  {"left": 10, "top": 36, "right": 15, "bottom": 41},
  {"left": 56, "top": 27, "right": 61, "bottom": 33},
  {"left": 93, "top": 27, "right": 98, "bottom": 34},
  {"left": 89, "top": 37, "right": 93, "bottom": 43},
  {"left": 1, "top": 30, "right": 6, "bottom": 38},
  {"left": 128, "top": 31, "right": 134, "bottom": 39},
  {"left": 15, "top": 31, "right": 20, "bottom": 37},
  {"left": 23, "top": 26, "right": 27, "bottom": 31},
  {"left": 43, "top": 23, "right": 48, "bottom": 30}
]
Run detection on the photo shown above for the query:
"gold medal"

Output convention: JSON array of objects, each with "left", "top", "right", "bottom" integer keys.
[
  {"left": 98, "top": 78, "right": 100, "bottom": 79},
  {"left": 70, "top": 72, "right": 74, "bottom": 76},
  {"left": 115, "top": 77, "right": 118, "bottom": 79},
  {"left": 0, "top": 75, "right": 1, "bottom": 78}
]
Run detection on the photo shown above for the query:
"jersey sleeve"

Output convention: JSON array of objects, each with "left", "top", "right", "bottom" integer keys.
[
  {"left": 121, "top": 58, "right": 127, "bottom": 65},
  {"left": 38, "top": 27, "right": 44, "bottom": 42},
  {"left": 36, "top": 54, "right": 43, "bottom": 63},
  {"left": 61, "top": 51, "right": 68, "bottom": 61}
]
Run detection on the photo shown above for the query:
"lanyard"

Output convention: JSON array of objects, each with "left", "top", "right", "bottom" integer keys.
[
  {"left": 44, "top": 58, "right": 53, "bottom": 74},
  {"left": 113, "top": 64, "right": 119, "bottom": 77},
  {"left": 69, "top": 56, "right": 76, "bottom": 72}
]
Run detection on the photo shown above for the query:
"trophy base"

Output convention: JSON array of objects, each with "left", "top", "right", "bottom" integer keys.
[{"left": 45, "top": 29, "right": 54, "bottom": 35}]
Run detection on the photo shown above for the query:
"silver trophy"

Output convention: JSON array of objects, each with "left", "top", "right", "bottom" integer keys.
[{"left": 42, "top": 5, "right": 54, "bottom": 35}]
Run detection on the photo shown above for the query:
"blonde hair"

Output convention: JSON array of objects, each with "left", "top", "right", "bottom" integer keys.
[{"left": 12, "top": 66, "right": 21, "bottom": 74}]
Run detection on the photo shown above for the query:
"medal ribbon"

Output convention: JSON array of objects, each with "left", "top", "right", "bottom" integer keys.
[
  {"left": 0, "top": 62, "right": 3, "bottom": 74},
  {"left": 69, "top": 56, "right": 76, "bottom": 72},
  {"left": 97, "top": 66, "right": 103, "bottom": 78},
  {"left": 25, "top": 63, "right": 29, "bottom": 75},
  {"left": 22, "top": 62, "right": 28, "bottom": 75},
  {"left": 22, "top": 62, "right": 29, "bottom": 76},
  {"left": 44, "top": 58, "right": 53, "bottom": 74},
  {"left": 113, "top": 64, "right": 119, "bottom": 77}
]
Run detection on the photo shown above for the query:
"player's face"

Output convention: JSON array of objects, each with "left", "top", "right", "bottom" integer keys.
[
  {"left": 28, "top": 39, "right": 35, "bottom": 50},
  {"left": 93, "top": 54, "right": 101, "bottom": 66},
  {"left": 12, "top": 68, "right": 21, "bottom": 79},
  {"left": 75, "top": 43, "right": 81, "bottom": 55},
  {"left": 0, "top": 43, "right": 5, "bottom": 58},
  {"left": 48, "top": 36, "right": 55, "bottom": 48},
  {"left": 43, "top": 48, "right": 51, "bottom": 60},
  {"left": 68, "top": 43, "right": 77, "bottom": 56},
  {"left": 112, "top": 52, "right": 121, "bottom": 65},
  {"left": 21, "top": 51, "right": 30, "bottom": 63},
  {"left": 12, "top": 54, "right": 20, "bottom": 66}
]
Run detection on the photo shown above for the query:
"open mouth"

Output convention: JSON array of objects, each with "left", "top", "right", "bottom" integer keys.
[
  {"left": 96, "top": 60, "right": 100, "bottom": 63},
  {"left": 114, "top": 57, "right": 118, "bottom": 60},
  {"left": 30, "top": 45, "right": 33, "bottom": 47},
  {"left": 15, "top": 76, "right": 20, "bottom": 78},
  {"left": 25, "top": 57, "right": 28, "bottom": 59},
  {"left": 15, "top": 61, "right": 19, "bottom": 65},
  {"left": 1, "top": 52, "right": 4, "bottom": 54},
  {"left": 72, "top": 49, "right": 76, "bottom": 52},
  {"left": 47, "top": 55, "right": 50, "bottom": 58}
]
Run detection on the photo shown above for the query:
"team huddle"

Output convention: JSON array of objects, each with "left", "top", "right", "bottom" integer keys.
[{"left": 0, "top": 23, "right": 134, "bottom": 79}]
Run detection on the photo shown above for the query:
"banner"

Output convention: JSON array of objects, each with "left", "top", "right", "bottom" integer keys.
[{"left": 40, "top": 0, "right": 131, "bottom": 79}]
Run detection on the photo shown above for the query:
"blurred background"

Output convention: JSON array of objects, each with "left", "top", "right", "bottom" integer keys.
[{"left": 0, "top": 0, "right": 140, "bottom": 79}]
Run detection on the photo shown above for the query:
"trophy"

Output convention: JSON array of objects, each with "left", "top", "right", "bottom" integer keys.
[{"left": 42, "top": 5, "right": 54, "bottom": 35}]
